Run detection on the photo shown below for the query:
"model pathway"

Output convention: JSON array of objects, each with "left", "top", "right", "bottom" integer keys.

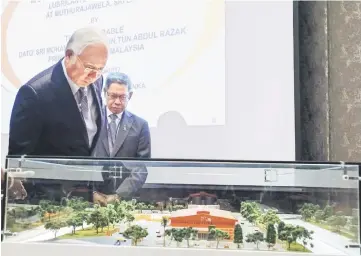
[{"left": 279, "top": 214, "right": 358, "bottom": 256}]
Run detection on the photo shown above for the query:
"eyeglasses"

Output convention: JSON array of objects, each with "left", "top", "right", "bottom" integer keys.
[
  {"left": 76, "top": 56, "right": 103, "bottom": 76},
  {"left": 107, "top": 92, "right": 129, "bottom": 101}
]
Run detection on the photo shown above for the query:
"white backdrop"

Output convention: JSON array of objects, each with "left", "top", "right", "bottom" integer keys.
[{"left": 1, "top": 0, "right": 296, "bottom": 167}]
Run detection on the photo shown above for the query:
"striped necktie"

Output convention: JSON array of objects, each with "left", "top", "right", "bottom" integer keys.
[
  {"left": 109, "top": 114, "right": 118, "bottom": 151},
  {"left": 77, "top": 87, "right": 89, "bottom": 119}
]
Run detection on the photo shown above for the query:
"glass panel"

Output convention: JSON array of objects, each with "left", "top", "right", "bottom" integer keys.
[{"left": 2, "top": 157, "right": 359, "bottom": 256}]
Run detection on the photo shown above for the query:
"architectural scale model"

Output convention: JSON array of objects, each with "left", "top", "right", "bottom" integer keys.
[{"left": 4, "top": 189, "right": 359, "bottom": 255}]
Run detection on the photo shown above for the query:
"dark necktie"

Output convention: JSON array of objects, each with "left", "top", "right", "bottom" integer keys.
[
  {"left": 77, "top": 87, "right": 89, "bottom": 119},
  {"left": 109, "top": 114, "right": 118, "bottom": 151}
]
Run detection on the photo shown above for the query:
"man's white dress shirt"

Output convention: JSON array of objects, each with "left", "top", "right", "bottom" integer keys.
[{"left": 61, "top": 59, "right": 98, "bottom": 147}]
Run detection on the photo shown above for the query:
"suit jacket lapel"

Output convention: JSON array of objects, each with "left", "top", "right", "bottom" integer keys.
[
  {"left": 89, "top": 82, "right": 104, "bottom": 150},
  {"left": 101, "top": 114, "right": 110, "bottom": 156},
  {"left": 51, "top": 60, "right": 89, "bottom": 146},
  {"left": 111, "top": 111, "right": 134, "bottom": 157}
]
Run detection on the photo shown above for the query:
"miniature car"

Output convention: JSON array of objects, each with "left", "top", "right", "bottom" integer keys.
[{"left": 114, "top": 235, "right": 127, "bottom": 245}]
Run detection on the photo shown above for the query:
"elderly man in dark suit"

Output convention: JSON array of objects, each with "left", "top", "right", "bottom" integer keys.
[
  {"left": 93, "top": 72, "right": 151, "bottom": 205},
  {"left": 7, "top": 27, "right": 109, "bottom": 203},
  {"left": 8, "top": 26, "right": 108, "bottom": 157}
]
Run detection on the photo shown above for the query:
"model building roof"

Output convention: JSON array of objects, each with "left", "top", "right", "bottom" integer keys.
[
  {"left": 188, "top": 191, "right": 217, "bottom": 198},
  {"left": 170, "top": 207, "right": 236, "bottom": 220}
]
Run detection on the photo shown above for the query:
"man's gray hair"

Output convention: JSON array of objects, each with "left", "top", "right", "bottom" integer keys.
[
  {"left": 65, "top": 26, "right": 109, "bottom": 55},
  {"left": 104, "top": 72, "right": 133, "bottom": 93}
]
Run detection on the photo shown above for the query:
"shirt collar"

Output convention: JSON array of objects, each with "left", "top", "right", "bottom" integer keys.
[
  {"left": 61, "top": 58, "right": 84, "bottom": 95},
  {"left": 106, "top": 107, "right": 123, "bottom": 120}
]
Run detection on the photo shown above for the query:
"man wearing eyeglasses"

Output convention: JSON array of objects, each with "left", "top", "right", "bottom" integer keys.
[
  {"left": 92, "top": 72, "right": 151, "bottom": 205},
  {"left": 8, "top": 27, "right": 108, "bottom": 157}
]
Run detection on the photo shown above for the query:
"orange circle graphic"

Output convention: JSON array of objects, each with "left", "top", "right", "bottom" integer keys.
[{"left": 1, "top": 1, "right": 21, "bottom": 88}]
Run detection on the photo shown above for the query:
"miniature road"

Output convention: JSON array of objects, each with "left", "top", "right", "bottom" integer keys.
[
  {"left": 48, "top": 220, "right": 163, "bottom": 247},
  {"left": 133, "top": 219, "right": 164, "bottom": 247},
  {"left": 4, "top": 226, "right": 50, "bottom": 243},
  {"left": 279, "top": 214, "right": 358, "bottom": 256},
  {"left": 4, "top": 223, "right": 92, "bottom": 243}
]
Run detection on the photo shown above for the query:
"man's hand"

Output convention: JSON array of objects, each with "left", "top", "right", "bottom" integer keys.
[
  {"left": 2, "top": 168, "right": 27, "bottom": 200},
  {"left": 9, "top": 178, "right": 27, "bottom": 200}
]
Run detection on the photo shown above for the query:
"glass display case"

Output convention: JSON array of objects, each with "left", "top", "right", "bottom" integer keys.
[{"left": 1, "top": 156, "right": 360, "bottom": 256}]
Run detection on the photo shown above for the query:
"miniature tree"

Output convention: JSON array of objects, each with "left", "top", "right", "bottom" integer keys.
[
  {"left": 240, "top": 202, "right": 261, "bottom": 224},
  {"left": 208, "top": 225, "right": 216, "bottom": 240},
  {"left": 277, "top": 221, "right": 285, "bottom": 237},
  {"left": 105, "top": 204, "right": 118, "bottom": 229},
  {"left": 322, "top": 205, "right": 334, "bottom": 219},
  {"left": 125, "top": 213, "right": 135, "bottom": 227},
  {"left": 8, "top": 206, "right": 37, "bottom": 222},
  {"left": 44, "top": 219, "right": 66, "bottom": 238},
  {"left": 260, "top": 210, "right": 280, "bottom": 226},
  {"left": 165, "top": 229, "right": 174, "bottom": 246},
  {"left": 113, "top": 201, "right": 126, "bottom": 224},
  {"left": 161, "top": 216, "right": 169, "bottom": 247},
  {"left": 6, "top": 210, "right": 16, "bottom": 231},
  {"left": 350, "top": 225, "right": 358, "bottom": 242},
  {"left": 123, "top": 225, "right": 148, "bottom": 246},
  {"left": 233, "top": 224, "right": 243, "bottom": 248},
  {"left": 314, "top": 210, "right": 324, "bottom": 223},
  {"left": 74, "top": 211, "right": 88, "bottom": 230},
  {"left": 301, "top": 228, "right": 314, "bottom": 251},
  {"left": 171, "top": 228, "right": 186, "bottom": 247},
  {"left": 167, "top": 197, "right": 173, "bottom": 212},
  {"left": 351, "top": 214, "right": 358, "bottom": 226},
  {"left": 299, "top": 208, "right": 313, "bottom": 221},
  {"left": 136, "top": 202, "right": 146, "bottom": 213},
  {"left": 99, "top": 207, "right": 111, "bottom": 232},
  {"left": 119, "top": 200, "right": 136, "bottom": 212},
  {"left": 265, "top": 223, "right": 276, "bottom": 249},
  {"left": 327, "top": 212, "right": 347, "bottom": 233},
  {"left": 299, "top": 203, "right": 320, "bottom": 221},
  {"left": 88, "top": 206, "right": 108, "bottom": 234},
  {"left": 279, "top": 225, "right": 294, "bottom": 249},
  {"left": 66, "top": 197, "right": 89, "bottom": 211},
  {"left": 248, "top": 213, "right": 260, "bottom": 225},
  {"left": 209, "top": 227, "right": 229, "bottom": 249},
  {"left": 39, "top": 200, "right": 58, "bottom": 221},
  {"left": 11, "top": 206, "right": 28, "bottom": 219},
  {"left": 113, "top": 201, "right": 135, "bottom": 228},
  {"left": 349, "top": 215, "right": 359, "bottom": 241},
  {"left": 66, "top": 214, "right": 83, "bottom": 234},
  {"left": 183, "top": 227, "right": 198, "bottom": 247},
  {"left": 240, "top": 202, "right": 255, "bottom": 218},
  {"left": 278, "top": 224, "right": 304, "bottom": 250},
  {"left": 173, "top": 205, "right": 185, "bottom": 211},
  {"left": 246, "top": 231, "right": 264, "bottom": 249}
]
